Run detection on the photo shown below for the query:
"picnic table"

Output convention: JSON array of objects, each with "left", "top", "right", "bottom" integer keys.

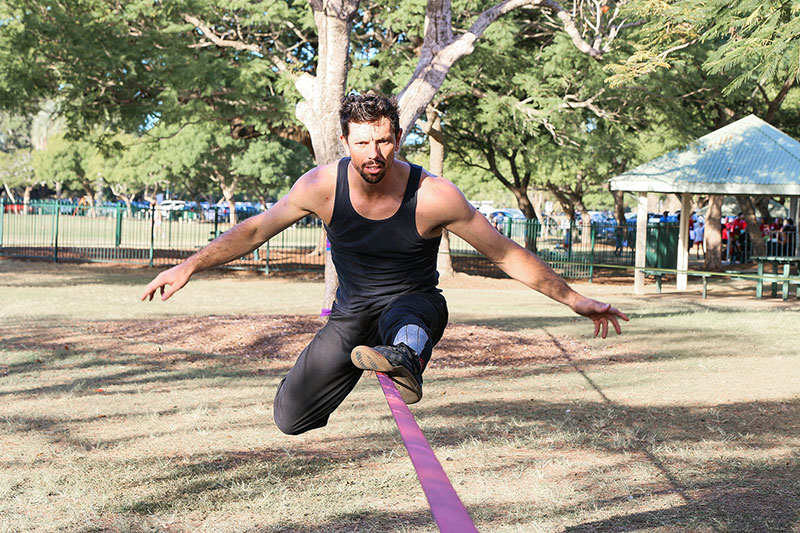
[{"left": 752, "top": 255, "right": 800, "bottom": 300}]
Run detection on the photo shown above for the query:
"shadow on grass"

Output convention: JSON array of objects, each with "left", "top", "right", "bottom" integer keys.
[
  {"left": 3, "top": 310, "right": 798, "bottom": 531},
  {"left": 419, "top": 397, "right": 799, "bottom": 452},
  {"left": 0, "top": 316, "right": 304, "bottom": 397},
  {"left": 0, "top": 261, "right": 154, "bottom": 288},
  {"left": 0, "top": 350, "right": 287, "bottom": 398},
  {"left": 265, "top": 510, "right": 435, "bottom": 532},
  {"left": 458, "top": 303, "right": 770, "bottom": 334},
  {"left": 416, "top": 397, "right": 799, "bottom": 532},
  {"left": 564, "top": 462, "right": 800, "bottom": 532}
]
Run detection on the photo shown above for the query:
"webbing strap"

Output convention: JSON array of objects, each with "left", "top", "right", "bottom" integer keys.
[{"left": 376, "top": 372, "right": 479, "bottom": 533}]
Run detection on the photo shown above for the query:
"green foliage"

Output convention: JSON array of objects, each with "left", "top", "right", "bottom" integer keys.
[
  {"left": 0, "top": 112, "right": 35, "bottom": 193},
  {"left": 31, "top": 134, "right": 90, "bottom": 195},
  {"left": 436, "top": 16, "right": 646, "bottom": 214},
  {"left": 703, "top": 0, "right": 800, "bottom": 95},
  {"left": 0, "top": 0, "right": 307, "bottom": 135},
  {"left": 606, "top": 0, "right": 800, "bottom": 100},
  {"left": 232, "top": 135, "right": 313, "bottom": 199}
]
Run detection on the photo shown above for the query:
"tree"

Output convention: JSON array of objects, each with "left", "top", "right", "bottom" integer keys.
[
  {"left": 31, "top": 135, "right": 99, "bottom": 207},
  {"left": 437, "top": 18, "right": 644, "bottom": 228},
  {"left": 3, "top": 0, "right": 629, "bottom": 305},
  {"left": 607, "top": 0, "right": 800, "bottom": 124},
  {"left": 0, "top": 112, "right": 36, "bottom": 204}
]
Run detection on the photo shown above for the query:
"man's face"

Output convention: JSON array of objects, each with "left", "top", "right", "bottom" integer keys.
[{"left": 341, "top": 118, "right": 401, "bottom": 184}]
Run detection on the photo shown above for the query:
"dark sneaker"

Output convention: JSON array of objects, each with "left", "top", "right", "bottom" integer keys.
[{"left": 351, "top": 343, "right": 423, "bottom": 404}]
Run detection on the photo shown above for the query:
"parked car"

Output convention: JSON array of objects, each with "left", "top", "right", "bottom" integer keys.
[
  {"left": 488, "top": 208, "right": 526, "bottom": 221},
  {"left": 157, "top": 200, "right": 187, "bottom": 221},
  {"left": 158, "top": 200, "right": 186, "bottom": 213}
]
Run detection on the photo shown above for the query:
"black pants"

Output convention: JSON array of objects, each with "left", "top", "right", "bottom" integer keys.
[{"left": 273, "top": 291, "right": 448, "bottom": 435}]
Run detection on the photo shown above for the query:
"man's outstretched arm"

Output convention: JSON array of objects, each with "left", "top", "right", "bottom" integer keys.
[
  {"left": 141, "top": 191, "right": 311, "bottom": 302},
  {"left": 431, "top": 181, "right": 629, "bottom": 337}
]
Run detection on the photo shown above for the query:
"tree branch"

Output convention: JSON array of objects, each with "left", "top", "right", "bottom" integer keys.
[{"left": 182, "top": 14, "right": 289, "bottom": 73}]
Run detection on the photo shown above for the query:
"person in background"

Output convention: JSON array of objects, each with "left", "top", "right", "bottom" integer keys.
[
  {"left": 693, "top": 218, "right": 704, "bottom": 258},
  {"left": 779, "top": 218, "right": 796, "bottom": 256}
]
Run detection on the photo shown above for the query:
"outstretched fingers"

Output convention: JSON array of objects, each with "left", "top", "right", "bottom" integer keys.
[
  {"left": 605, "top": 307, "right": 629, "bottom": 338},
  {"left": 140, "top": 268, "right": 188, "bottom": 302},
  {"left": 589, "top": 304, "right": 629, "bottom": 338},
  {"left": 141, "top": 279, "right": 161, "bottom": 301}
]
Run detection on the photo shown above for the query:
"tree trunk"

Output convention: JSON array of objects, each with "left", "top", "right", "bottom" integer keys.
[
  {"left": 94, "top": 177, "right": 104, "bottom": 211},
  {"left": 579, "top": 205, "right": 591, "bottom": 245},
  {"left": 216, "top": 171, "right": 239, "bottom": 226},
  {"left": 310, "top": 228, "right": 327, "bottom": 257},
  {"left": 123, "top": 196, "right": 133, "bottom": 218},
  {"left": 426, "top": 107, "right": 454, "bottom": 278},
  {"left": 610, "top": 188, "right": 625, "bottom": 225},
  {"left": 22, "top": 186, "right": 32, "bottom": 215},
  {"left": 510, "top": 187, "right": 537, "bottom": 220},
  {"left": 296, "top": 0, "right": 358, "bottom": 312},
  {"left": 736, "top": 195, "right": 765, "bottom": 257},
  {"left": 322, "top": 240, "right": 338, "bottom": 315},
  {"left": 764, "top": 76, "right": 795, "bottom": 124},
  {"left": 80, "top": 181, "right": 96, "bottom": 216},
  {"left": 295, "top": 1, "right": 356, "bottom": 166},
  {"left": 2, "top": 181, "right": 13, "bottom": 201},
  {"left": 753, "top": 196, "right": 773, "bottom": 224},
  {"left": 531, "top": 189, "right": 545, "bottom": 222},
  {"left": 704, "top": 195, "right": 723, "bottom": 271}
]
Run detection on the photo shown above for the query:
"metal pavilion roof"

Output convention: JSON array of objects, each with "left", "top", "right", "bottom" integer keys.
[{"left": 609, "top": 115, "right": 800, "bottom": 196}]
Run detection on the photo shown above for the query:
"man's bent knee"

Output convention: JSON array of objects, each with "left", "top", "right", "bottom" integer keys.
[
  {"left": 273, "top": 406, "right": 328, "bottom": 435},
  {"left": 273, "top": 379, "right": 329, "bottom": 435}
]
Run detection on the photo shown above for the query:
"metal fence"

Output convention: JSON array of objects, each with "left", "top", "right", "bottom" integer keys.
[
  {"left": 446, "top": 218, "right": 637, "bottom": 279},
  {"left": 1, "top": 200, "right": 652, "bottom": 279},
  {"left": 724, "top": 228, "right": 798, "bottom": 263},
  {"left": 0, "top": 200, "right": 324, "bottom": 273}
]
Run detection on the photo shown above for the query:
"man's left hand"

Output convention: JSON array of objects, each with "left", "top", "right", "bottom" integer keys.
[{"left": 572, "top": 297, "right": 630, "bottom": 338}]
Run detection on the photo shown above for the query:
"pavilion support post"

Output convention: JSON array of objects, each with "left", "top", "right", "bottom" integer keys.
[
  {"left": 791, "top": 198, "right": 799, "bottom": 256},
  {"left": 677, "top": 193, "right": 691, "bottom": 290},
  {"left": 634, "top": 193, "right": 648, "bottom": 294}
]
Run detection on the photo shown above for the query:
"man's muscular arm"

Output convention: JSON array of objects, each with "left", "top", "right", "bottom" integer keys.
[
  {"left": 420, "top": 177, "right": 629, "bottom": 337},
  {"left": 141, "top": 169, "right": 326, "bottom": 302}
]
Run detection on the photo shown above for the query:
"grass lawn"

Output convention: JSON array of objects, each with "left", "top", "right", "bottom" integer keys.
[{"left": 1, "top": 259, "right": 798, "bottom": 532}]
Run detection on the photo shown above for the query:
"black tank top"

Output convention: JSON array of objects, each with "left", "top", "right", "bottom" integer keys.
[{"left": 324, "top": 157, "right": 442, "bottom": 312}]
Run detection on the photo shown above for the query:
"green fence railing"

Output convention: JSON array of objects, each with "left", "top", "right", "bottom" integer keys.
[
  {"left": 3, "top": 200, "right": 689, "bottom": 279},
  {"left": 0, "top": 200, "right": 325, "bottom": 273}
]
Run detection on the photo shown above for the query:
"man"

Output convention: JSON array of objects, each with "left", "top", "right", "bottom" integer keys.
[{"left": 142, "top": 94, "right": 629, "bottom": 436}]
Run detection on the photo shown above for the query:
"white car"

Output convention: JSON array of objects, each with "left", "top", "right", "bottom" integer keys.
[{"left": 158, "top": 200, "right": 186, "bottom": 217}]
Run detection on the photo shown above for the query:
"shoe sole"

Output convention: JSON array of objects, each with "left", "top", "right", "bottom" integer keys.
[{"left": 351, "top": 345, "right": 422, "bottom": 404}]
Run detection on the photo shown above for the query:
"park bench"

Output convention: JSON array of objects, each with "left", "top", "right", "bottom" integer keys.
[
  {"left": 726, "top": 270, "right": 800, "bottom": 301},
  {"left": 643, "top": 269, "right": 712, "bottom": 299},
  {"left": 756, "top": 273, "right": 800, "bottom": 301}
]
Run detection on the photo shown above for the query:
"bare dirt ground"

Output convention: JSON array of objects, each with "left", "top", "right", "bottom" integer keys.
[{"left": 89, "top": 313, "right": 636, "bottom": 372}]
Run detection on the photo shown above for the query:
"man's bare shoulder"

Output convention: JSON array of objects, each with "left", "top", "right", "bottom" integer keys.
[
  {"left": 289, "top": 161, "right": 338, "bottom": 216},
  {"left": 294, "top": 161, "right": 337, "bottom": 194},
  {"left": 417, "top": 170, "right": 475, "bottom": 226}
]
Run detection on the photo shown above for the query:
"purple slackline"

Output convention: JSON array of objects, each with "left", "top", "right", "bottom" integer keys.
[{"left": 376, "top": 372, "right": 479, "bottom": 533}]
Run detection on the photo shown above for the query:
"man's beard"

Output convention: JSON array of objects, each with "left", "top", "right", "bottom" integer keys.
[{"left": 357, "top": 160, "right": 387, "bottom": 184}]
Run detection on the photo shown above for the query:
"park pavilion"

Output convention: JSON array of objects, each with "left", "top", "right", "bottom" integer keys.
[{"left": 609, "top": 114, "right": 800, "bottom": 294}]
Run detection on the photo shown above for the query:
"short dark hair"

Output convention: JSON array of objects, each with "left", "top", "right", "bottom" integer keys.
[{"left": 340, "top": 93, "right": 400, "bottom": 139}]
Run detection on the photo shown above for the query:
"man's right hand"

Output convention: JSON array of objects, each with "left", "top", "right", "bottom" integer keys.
[{"left": 141, "top": 263, "right": 193, "bottom": 302}]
